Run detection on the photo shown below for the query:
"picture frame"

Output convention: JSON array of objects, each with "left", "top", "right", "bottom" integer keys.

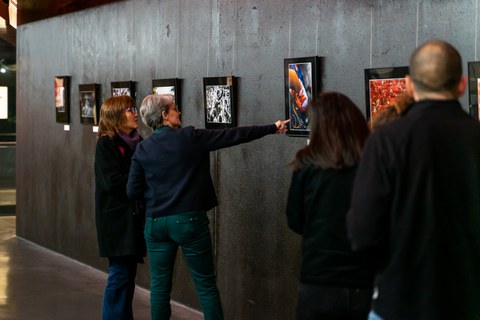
[
  {"left": 111, "top": 81, "right": 136, "bottom": 100},
  {"left": 203, "top": 76, "right": 236, "bottom": 129},
  {"left": 54, "top": 75, "right": 71, "bottom": 123},
  {"left": 468, "top": 61, "right": 480, "bottom": 121},
  {"left": 79, "top": 83, "right": 100, "bottom": 125},
  {"left": 284, "top": 56, "right": 322, "bottom": 136},
  {"left": 0, "top": 86, "right": 7, "bottom": 120},
  {"left": 152, "top": 78, "right": 182, "bottom": 111},
  {"left": 365, "top": 66, "right": 409, "bottom": 121}
]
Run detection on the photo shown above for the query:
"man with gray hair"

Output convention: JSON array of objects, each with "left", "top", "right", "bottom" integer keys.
[{"left": 348, "top": 40, "right": 480, "bottom": 320}]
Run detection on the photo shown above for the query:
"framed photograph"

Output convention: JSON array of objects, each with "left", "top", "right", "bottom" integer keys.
[
  {"left": 365, "top": 66, "right": 409, "bottom": 121},
  {"left": 203, "top": 76, "right": 236, "bottom": 129},
  {"left": 54, "top": 75, "right": 71, "bottom": 123},
  {"left": 0, "top": 86, "right": 7, "bottom": 120},
  {"left": 111, "top": 81, "right": 136, "bottom": 100},
  {"left": 468, "top": 61, "right": 480, "bottom": 121},
  {"left": 79, "top": 84, "right": 100, "bottom": 125},
  {"left": 152, "top": 78, "right": 181, "bottom": 111},
  {"left": 284, "top": 56, "right": 322, "bottom": 136}
]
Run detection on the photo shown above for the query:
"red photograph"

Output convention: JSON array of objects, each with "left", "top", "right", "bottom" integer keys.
[{"left": 368, "top": 78, "right": 406, "bottom": 120}]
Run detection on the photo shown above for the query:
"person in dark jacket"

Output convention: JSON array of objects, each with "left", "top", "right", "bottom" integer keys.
[
  {"left": 94, "top": 95, "right": 146, "bottom": 320},
  {"left": 126, "top": 94, "right": 289, "bottom": 320},
  {"left": 348, "top": 40, "right": 480, "bottom": 320},
  {"left": 286, "top": 92, "right": 373, "bottom": 320}
]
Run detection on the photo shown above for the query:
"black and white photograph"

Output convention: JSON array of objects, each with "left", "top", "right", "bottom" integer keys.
[
  {"left": 111, "top": 81, "right": 136, "bottom": 100},
  {"left": 205, "top": 85, "right": 232, "bottom": 123},
  {"left": 203, "top": 76, "right": 236, "bottom": 129},
  {"left": 79, "top": 84, "right": 100, "bottom": 125}
]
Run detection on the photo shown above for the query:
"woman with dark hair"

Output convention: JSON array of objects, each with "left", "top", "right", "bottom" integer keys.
[
  {"left": 94, "top": 95, "right": 146, "bottom": 320},
  {"left": 286, "top": 92, "right": 374, "bottom": 320}
]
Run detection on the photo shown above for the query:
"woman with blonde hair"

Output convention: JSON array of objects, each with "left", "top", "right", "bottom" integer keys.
[{"left": 94, "top": 95, "right": 146, "bottom": 320}]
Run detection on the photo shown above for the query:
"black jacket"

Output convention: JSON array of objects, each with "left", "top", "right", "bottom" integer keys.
[
  {"left": 127, "top": 124, "right": 277, "bottom": 218},
  {"left": 348, "top": 100, "right": 480, "bottom": 320},
  {"left": 94, "top": 135, "right": 146, "bottom": 258},
  {"left": 286, "top": 165, "right": 374, "bottom": 289}
]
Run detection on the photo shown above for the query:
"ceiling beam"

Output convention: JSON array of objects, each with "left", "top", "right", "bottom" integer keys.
[
  {"left": 18, "top": 0, "right": 125, "bottom": 25},
  {"left": 0, "top": 2, "right": 16, "bottom": 48}
]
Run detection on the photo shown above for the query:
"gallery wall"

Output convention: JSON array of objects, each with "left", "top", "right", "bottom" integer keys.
[{"left": 15, "top": 0, "right": 480, "bottom": 319}]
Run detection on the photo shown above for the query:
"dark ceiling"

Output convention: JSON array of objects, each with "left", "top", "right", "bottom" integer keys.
[
  {"left": 17, "top": 0, "right": 126, "bottom": 25},
  {"left": 0, "top": 0, "right": 126, "bottom": 66},
  {"left": 0, "top": 1, "right": 14, "bottom": 65}
]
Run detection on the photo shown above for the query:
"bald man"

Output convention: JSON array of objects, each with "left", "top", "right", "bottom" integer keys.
[{"left": 348, "top": 40, "right": 480, "bottom": 320}]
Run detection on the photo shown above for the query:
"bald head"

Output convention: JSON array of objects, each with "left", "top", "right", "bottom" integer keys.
[{"left": 409, "top": 40, "right": 462, "bottom": 97}]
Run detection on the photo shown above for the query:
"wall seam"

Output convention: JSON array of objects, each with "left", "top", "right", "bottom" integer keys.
[
  {"left": 416, "top": 2, "right": 420, "bottom": 48},
  {"left": 369, "top": 6, "right": 373, "bottom": 67},
  {"left": 475, "top": 0, "right": 478, "bottom": 60}
]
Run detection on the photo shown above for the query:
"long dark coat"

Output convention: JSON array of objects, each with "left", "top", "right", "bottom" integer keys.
[{"left": 94, "top": 135, "right": 146, "bottom": 258}]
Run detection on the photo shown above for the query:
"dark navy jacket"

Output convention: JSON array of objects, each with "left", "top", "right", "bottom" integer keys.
[{"left": 127, "top": 124, "right": 277, "bottom": 218}]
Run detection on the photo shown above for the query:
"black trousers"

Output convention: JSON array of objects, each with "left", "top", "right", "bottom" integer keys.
[{"left": 295, "top": 283, "right": 373, "bottom": 320}]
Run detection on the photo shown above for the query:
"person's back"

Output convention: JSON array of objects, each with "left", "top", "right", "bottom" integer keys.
[
  {"left": 348, "top": 40, "right": 480, "bottom": 320},
  {"left": 360, "top": 98, "right": 480, "bottom": 319},
  {"left": 287, "top": 92, "right": 374, "bottom": 320}
]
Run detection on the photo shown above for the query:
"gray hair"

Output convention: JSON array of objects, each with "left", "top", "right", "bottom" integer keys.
[{"left": 139, "top": 94, "right": 174, "bottom": 129}]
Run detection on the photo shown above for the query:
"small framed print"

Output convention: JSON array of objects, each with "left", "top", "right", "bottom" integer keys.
[
  {"left": 0, "top": 86, "right": 7, "bottom": 120},
  {"left": 79, "top": 84, "right": 100, "bottom": 125},
  {"left": 152, "top": 78, "right": 182, "bottom": 111},
  {"left": 284, "top": 56, "right": 322, "bottom": 136},
  {"left": 365, "top": 66, "right": 409, "bottom": 121},
  {"left": 111, "top": 81, "right": 136, "bottom": 100},
  {"left": 203, "top": 76, "right": 236, "bottom": 129},
  {"left": 54, "top": 76, "right": 71, "bottom": 123},
  {"left": 468, "top": 61, "right": 480, "bottom": 121}
]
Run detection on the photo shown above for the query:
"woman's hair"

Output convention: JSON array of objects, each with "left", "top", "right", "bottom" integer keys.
[
  {"left": 370, "top": 93, "right": 414, "bottom": 131},
  {"left": 97, "top": 95, "right": 135, "bottom": 138},
  {"left": 393, "top": 92, "right": 414, "bottom": 114},
  {"left": 291, "top": 92, "right": 369, "bottom": 170},
  {"left": 139, "top": 94, "right": 174, "bottom": 129}
]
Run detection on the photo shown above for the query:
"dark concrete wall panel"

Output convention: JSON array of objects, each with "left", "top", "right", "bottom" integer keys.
[{"left": 16, "top": 0, "right": 480, "bottom": 318}]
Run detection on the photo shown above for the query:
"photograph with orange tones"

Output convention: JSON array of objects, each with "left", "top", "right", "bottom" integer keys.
[{"left": 284, "top": 56, "right": 321, "bottom": 136}]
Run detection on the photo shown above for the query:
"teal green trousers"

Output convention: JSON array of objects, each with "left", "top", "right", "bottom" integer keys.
[{"left": 144, "top": 211, "right": 223, "bottom": 320}]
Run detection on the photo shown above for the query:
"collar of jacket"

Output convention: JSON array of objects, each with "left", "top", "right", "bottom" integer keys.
[{"left": 153, "top": 126, "right": 170, "bottom": 134}]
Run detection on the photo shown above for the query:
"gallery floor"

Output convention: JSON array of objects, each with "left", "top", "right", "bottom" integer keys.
[{"left": 0, "top": 189, "right": 202, "bottom": 320}]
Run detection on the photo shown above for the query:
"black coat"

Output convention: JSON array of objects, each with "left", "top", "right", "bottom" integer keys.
[
  {"left": 94, "top": 135, "right": 146, "bottom": 258},
  {"left": 286, "top": 165, "right": 374, "bottom": 289},
  {"left": 348, "top": 100, "right": 480, "bottom": 320}
]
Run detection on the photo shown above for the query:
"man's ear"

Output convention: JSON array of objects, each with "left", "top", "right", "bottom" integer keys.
[
  {"left": 456, "top": 76, "right": 467, "bottom": 98},
  {"left": 162, "top": 110, "right": 167, "bottom": 120},
  {"left": 405, "top": 75, "right": 419, "bottom": 101},
  {"left": 405, "top": 75, "right": 414, "bottom": 96}
]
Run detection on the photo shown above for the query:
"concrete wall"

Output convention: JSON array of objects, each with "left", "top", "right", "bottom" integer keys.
[{"left": 16, "top": 0, "right": 480, "bottom": 318}]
